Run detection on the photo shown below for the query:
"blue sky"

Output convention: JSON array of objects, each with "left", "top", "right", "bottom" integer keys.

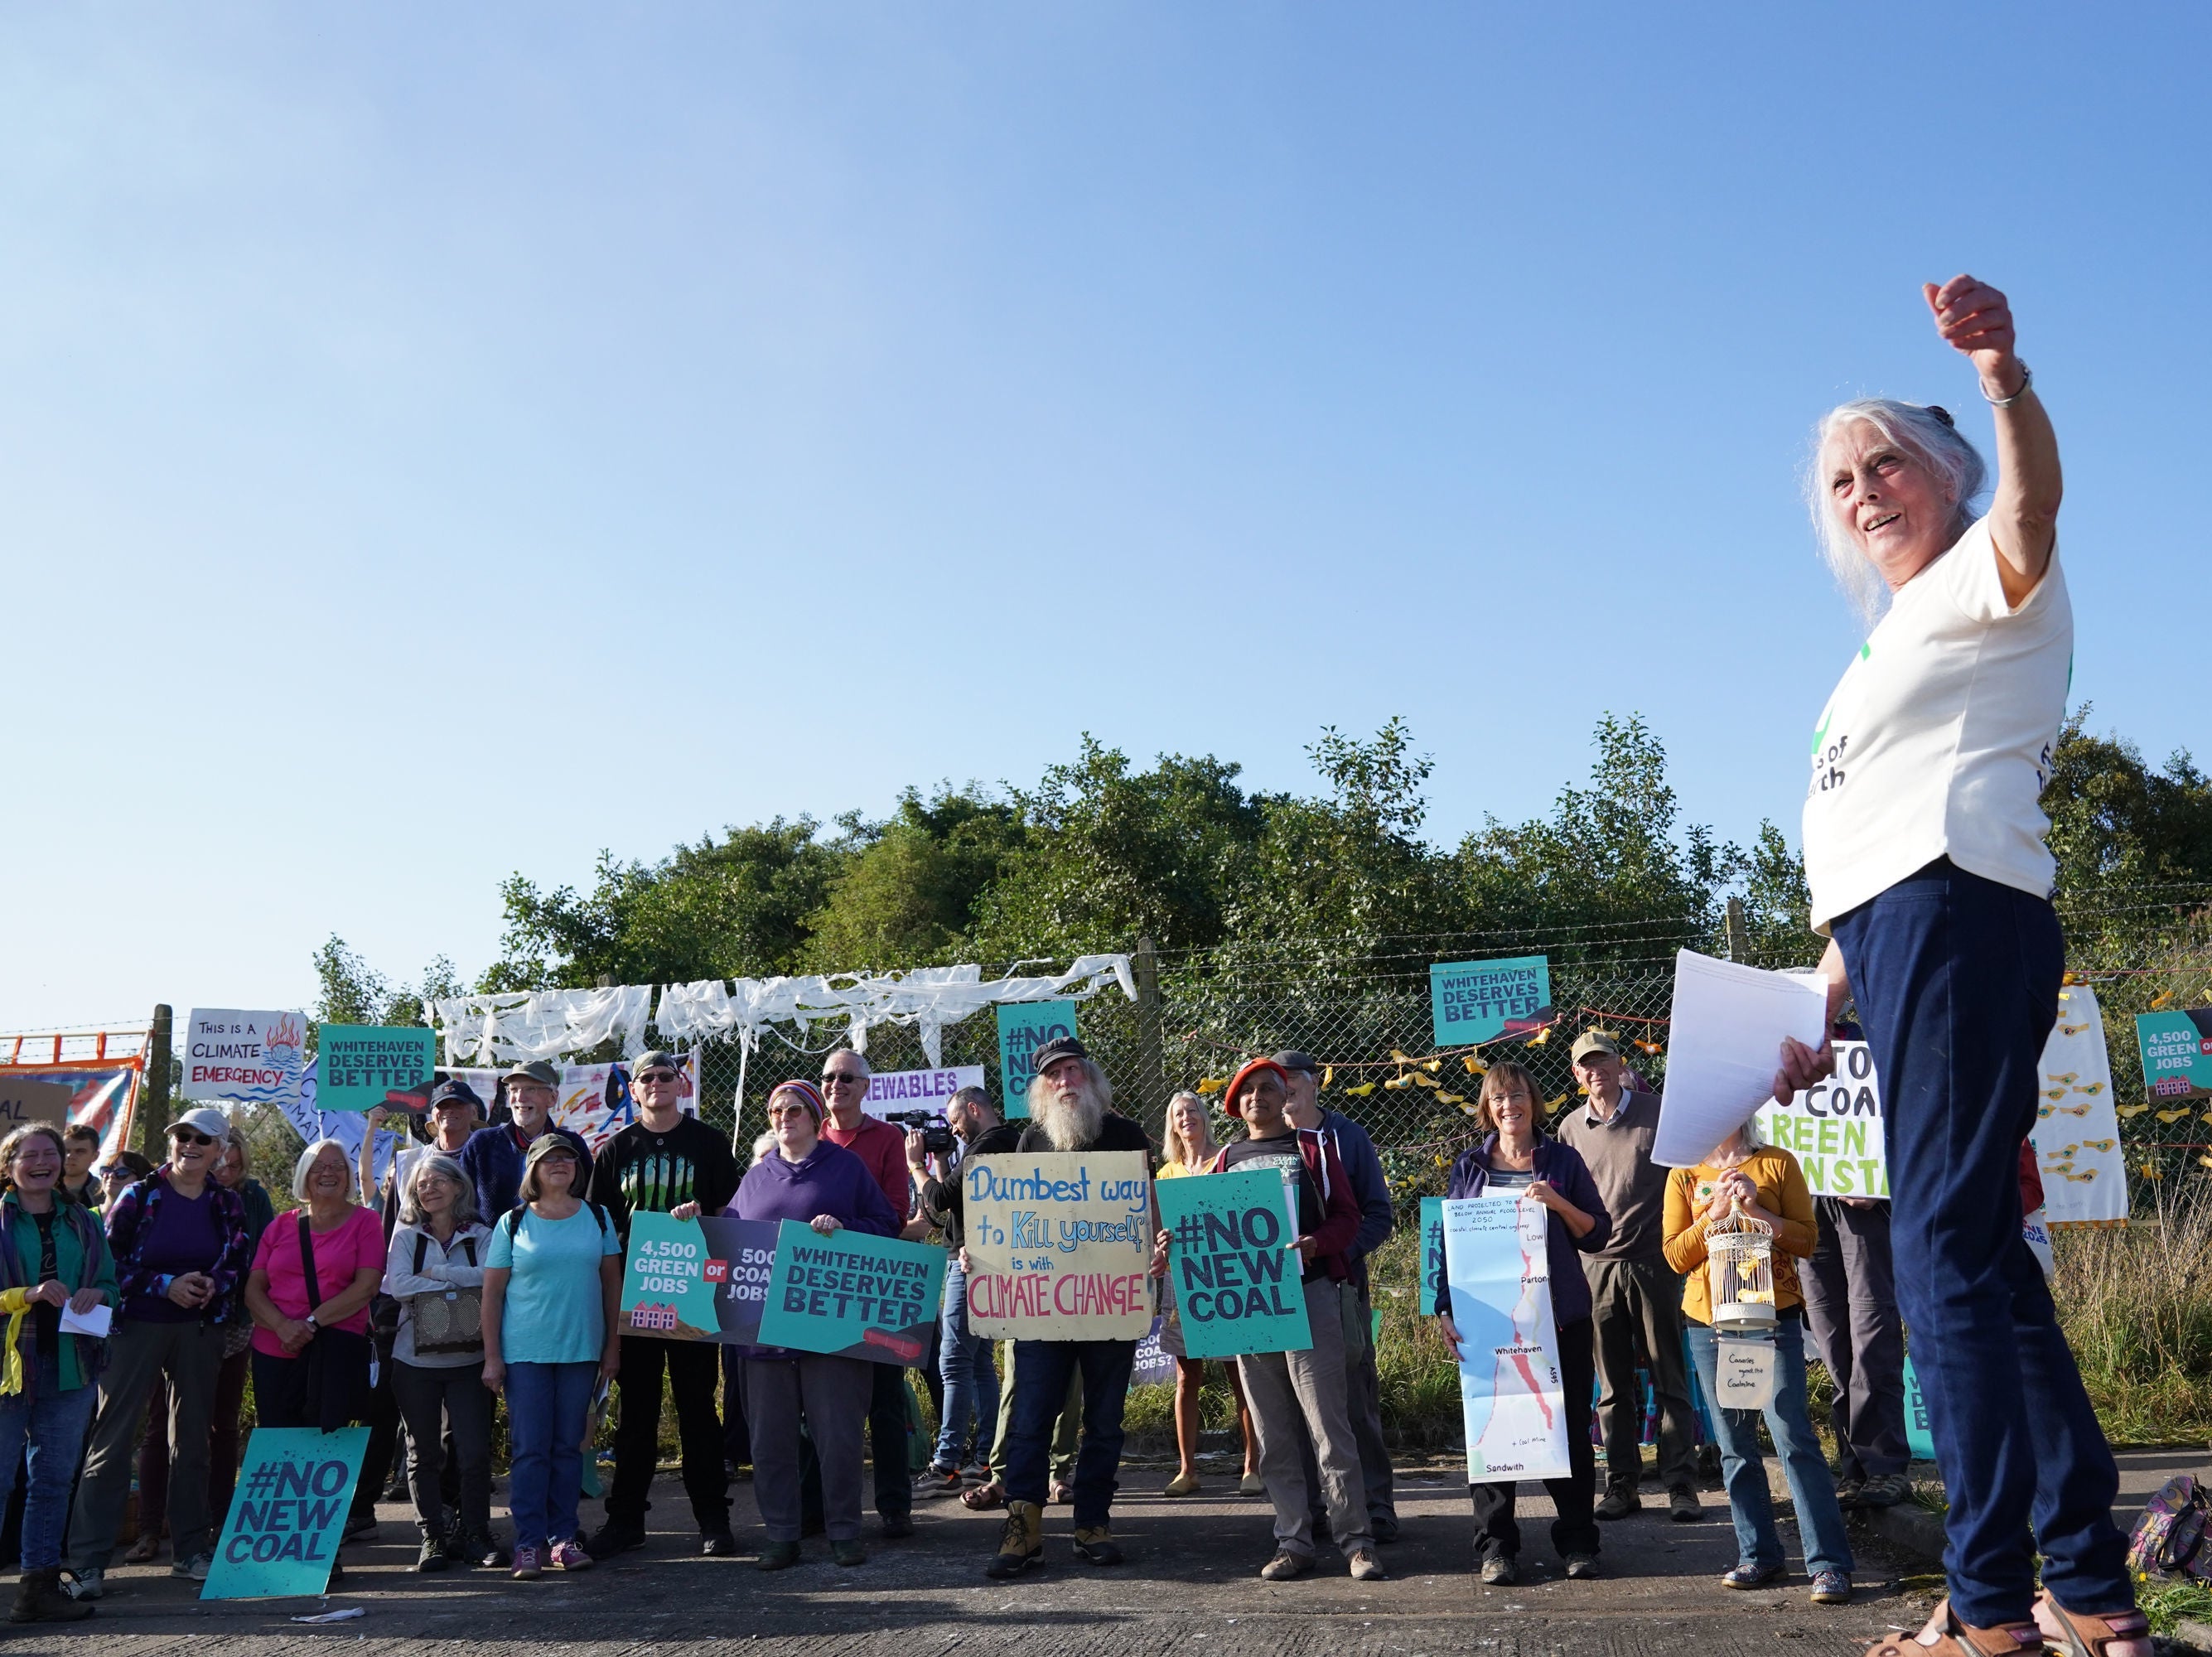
[{"left": 4, "top": 5, "right": 2205, "bottom": 1030}]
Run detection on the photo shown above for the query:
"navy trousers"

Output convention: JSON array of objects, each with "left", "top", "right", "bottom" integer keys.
[{"left": 1833, "top": 858, "right": 2129, "bottom": 1626}]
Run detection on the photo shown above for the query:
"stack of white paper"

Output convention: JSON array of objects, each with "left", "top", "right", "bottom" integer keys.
[{"left": 1652, "top": 950, "right": 1831, "bottom": 1168}]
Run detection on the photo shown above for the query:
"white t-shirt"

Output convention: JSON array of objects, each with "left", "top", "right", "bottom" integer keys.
[{"left": 1802, "top": 515, "right": 2071, "bottom": 930}]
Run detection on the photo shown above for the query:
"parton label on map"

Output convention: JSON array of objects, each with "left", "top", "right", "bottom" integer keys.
[{"left": 1442, "top": 1194, "right": 1572, "bottom": 1482}]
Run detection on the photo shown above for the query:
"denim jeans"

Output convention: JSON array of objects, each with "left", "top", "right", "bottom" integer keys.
[
  {"left": 1835, "top": 858, "right": 2131, "bottom": 1624},
  {"left": 505, "top": 1360, "right": 596, "bottom": 1551},
  {"left": 1002, "top": 1339, "right": 1135, "bottom": 1529},
  {"left": 1685, "top": 1318, "right": 1854, "bottom": 1579},
  {"left": 0, "top": 1354, "right": 100, "bottom": 1569},
  {"left": 930, "top": 1263, "right": 1000, "bottom": 1474}
]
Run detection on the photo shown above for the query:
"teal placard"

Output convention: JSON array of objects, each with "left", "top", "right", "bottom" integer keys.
[
  {"left": 1418, "top": 1195, "right": 1444, "bottom": 1315},
  {"left": 1430, "top": 954, "right": 1552, "bottom": 1048},
  {"left": 754, "top": 1220, "right": 947, "bottom": 1365},
  {"left": 313, "top": 1025, "right": 438, "bottom": 1114},
  {"left": 619, "top": 1211, "right": 726, "bottom": 1340},
  {"left": 1157, "top": 1170, "right": 1311, "bottom": 1358},
  {"left": 996, "top": 1000, "right": 1077, "bottom": 1118},
  {"left": 201, "top": 1426, "right": 368, "bottom": 1598},
  {"left": 1901, "top": 1355, "right": 1935, "bottom": 1461},
  {"left": 2137, "top": 1010, "right": 2212, "bottom": 1098}
]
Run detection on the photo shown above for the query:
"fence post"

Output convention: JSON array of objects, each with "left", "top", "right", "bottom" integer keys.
[
  {"left": 141, "top": 1003, "right": 173, "bottom": 1157},
  {"left": 1134, "top": 936, "right": 1166, "bottom": 1120},
  {"left": 1724, "top": 896, "right": 1751, "bottom": 965}
]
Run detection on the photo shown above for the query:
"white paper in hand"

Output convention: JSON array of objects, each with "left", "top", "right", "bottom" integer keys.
[
  {"left": 58, "top": 1302, "right": 113, "bottom": 1338},
  {"left": 1652, "top": 950, "right": 1831, "bottom": 1168}
]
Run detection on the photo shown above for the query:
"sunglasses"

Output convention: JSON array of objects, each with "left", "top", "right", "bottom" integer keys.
[
  {"left": 635, "top": 1070, "right": 679, "bottom": 1085},
  {"left": 767, "top": 1104, "right": 816, "bottom": 1119},
  {"left": 171, "top": 1131, "right": 215, "bottom": 1147},
  {"left": 819, "top": 1072, "right": 867, "bottom": 1087}
]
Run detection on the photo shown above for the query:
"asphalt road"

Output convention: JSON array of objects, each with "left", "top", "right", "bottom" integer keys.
[{"left": 37, "top": 1456, "right": 1948, "bottom": 1657}]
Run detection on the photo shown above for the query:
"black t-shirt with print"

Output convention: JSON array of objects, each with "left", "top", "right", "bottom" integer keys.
[
  {"left": 587, "top": 1114, "right": 741, "bottom": 1236},
  {"left": 1218, "top": 1133, "right": 1328, "bottom": 1283}
]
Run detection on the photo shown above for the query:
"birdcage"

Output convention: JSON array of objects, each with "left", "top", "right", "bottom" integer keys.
[{"left": 1705, "top": 1200, "right": 1777, "bottom": 1331}]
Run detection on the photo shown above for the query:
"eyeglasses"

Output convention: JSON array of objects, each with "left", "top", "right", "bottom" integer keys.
[
  {"left": 171, "top": 1131, "right": 215, "bottom": 1147},
  {"left": 767, "top": 1104, "right": 816, "bottom": 1119}
]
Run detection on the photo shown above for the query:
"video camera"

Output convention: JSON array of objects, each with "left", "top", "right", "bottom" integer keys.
[{"left": 884, "top": 1109, "right": 956, "bottom": 1157}]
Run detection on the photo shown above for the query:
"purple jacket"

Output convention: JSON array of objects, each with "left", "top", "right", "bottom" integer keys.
[
  {"left": 1432, "top": 1134, "right": 1612, "bottom": 1327},
  {"left": 726, "top": 1139, "right": 900, "bottom": 1238}
]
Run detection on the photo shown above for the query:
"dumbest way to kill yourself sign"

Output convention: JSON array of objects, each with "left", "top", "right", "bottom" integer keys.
[{"left": 964, "top": 1151, "right": 1152, "bottom": 1340}]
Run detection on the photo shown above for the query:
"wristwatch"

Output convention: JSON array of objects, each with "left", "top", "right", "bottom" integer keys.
[{"left": 304, "top": 1312, "right": 320, "bottom": 1331}]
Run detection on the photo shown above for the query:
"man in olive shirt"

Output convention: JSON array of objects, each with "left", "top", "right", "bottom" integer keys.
[{"left": 1554, "top": 1031, "right": 1701, "bottom": 1522}]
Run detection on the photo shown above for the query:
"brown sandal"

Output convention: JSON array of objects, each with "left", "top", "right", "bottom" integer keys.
[
  {"left": 2036, "top": 1592, "right": 2151, "bottom": 1657},
  {"left": 960, "top": 1480, "right": 1006, "bottom": 1512},
  {"left": 123, "top": 1532, "right": 162, "bottom": 1564},
  {"left": 1862, "top": 1598, "right": 2046, "bottom": 1656}
]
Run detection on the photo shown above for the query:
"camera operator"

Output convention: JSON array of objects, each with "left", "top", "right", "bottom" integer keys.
[{"left": 908, "top": 1088, "right": 1018, "bottom": 1498}]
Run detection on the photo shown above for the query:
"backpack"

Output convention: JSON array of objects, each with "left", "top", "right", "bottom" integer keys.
[
  {"left": 2128, "top": 1474, "right": 2212, "bottom": 1585},
  {"left": 502, "top": 1201, "right": 611, "bottom": 1243}
]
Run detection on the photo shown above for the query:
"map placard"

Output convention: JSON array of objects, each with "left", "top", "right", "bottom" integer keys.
[
  {"left": 1756, "top": 1040, "right": 1887, "bottom": 1197},
  {"left": 1155, "top": 1168, "right": 1311, "bottom": 1358},
  {"left": 964, "top": 1151, "right": 1152, "bottom": 1341},
  {"left": 1443, "top": 1193, "right": 1571, "bottom": 1481},
  {"left": 1430, "top": 954, "right": 1553, "bottom": 1049},
  {"left": 754, "top": 1220, "right": 946, "bottom": 1365},
  {"left": 618, "top": 1212, "right": 779, "bottom": 1344}
]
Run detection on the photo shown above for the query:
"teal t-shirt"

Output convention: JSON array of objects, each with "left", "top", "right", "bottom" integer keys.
[{"left": 485, "top": 1204, "right": 621, "bottom": 1365}]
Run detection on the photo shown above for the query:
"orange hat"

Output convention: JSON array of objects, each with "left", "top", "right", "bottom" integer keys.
[{"left": 1221, "top": 1057, "right": 1290, "bottom": 1119}]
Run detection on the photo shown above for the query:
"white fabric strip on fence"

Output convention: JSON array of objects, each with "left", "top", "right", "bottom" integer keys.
[{"left": 427, "top": 957, "right": 1134, "bottom": 1070}]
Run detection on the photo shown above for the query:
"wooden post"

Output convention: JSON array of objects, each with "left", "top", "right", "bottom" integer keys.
[
  {"left": 1134, "top": 936, "right": 1166, "bottom": 1123},
  {"left": 140, "top": 1003, "right": 173, "bottom": 1157},
  {"left": 1724, "top": 896, "right": 1751, "bottom": 965}
]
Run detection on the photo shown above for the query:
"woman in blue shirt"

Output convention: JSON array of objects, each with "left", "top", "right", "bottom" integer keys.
[{"left": 481, "top": 1135, "right": 621, "bottom": 1582}]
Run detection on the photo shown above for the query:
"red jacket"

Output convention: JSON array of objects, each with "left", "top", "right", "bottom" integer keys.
[
  {"left": 823, "top": 1114, "right": 911, "bottom": 1218},
  {"left": 1205, "top": 1128, "right": 1363, "bottom": 1283}
]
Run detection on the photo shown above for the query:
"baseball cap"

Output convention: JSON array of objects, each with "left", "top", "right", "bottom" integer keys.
[
  {"left": 524, "top": 1133, "right": 581, "bottom": 1171},
  {"left": 1030, "top": 1036, "right": 1090, "bottom": 1074},
  {"left": 1271, "top": 1050, "right": 1320, "bottom": 1075},
  {"left": 429, "top": 1078, "right": 483, "bottom": 1111},
  {"left": 165, "top": 1106, "right": 230, "bottom": 1140},
  {"left": 505, "top": 1060, "right": 560, "bottom": 1089},
  {"left": 631, "top": 1051, "right": 681, "bottom": 1079},
  {"left": 1569, "top": 1030, "right": 1623, "bottom": 1063}
]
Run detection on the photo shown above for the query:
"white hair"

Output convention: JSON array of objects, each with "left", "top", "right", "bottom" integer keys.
[
  {"left": 292, "top": 1138, "right": 355, "bottom": 1203},
  {"left": 1029, "top": 1057, "right": 1111, "bottom": 1152},
  {"left": 1805, "top": 398, "right": 1988, "bottom": 628},
  {"left": 398, "top": 1153, "right": 480, "bottom": 1229}
]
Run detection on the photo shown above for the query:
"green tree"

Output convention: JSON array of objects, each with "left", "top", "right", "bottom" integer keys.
[{"left": 799, "top": 789, "right": 1026, "bottom": 971}]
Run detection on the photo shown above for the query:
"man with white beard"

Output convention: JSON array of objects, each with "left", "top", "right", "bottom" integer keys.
[{"left": 976, "top": 1036, "right": 1158, "bottom": 1578}]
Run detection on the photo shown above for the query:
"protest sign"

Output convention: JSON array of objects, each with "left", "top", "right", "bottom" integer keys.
[
  {"left": 2135, "top": 1007, "right": 2212, "bottom": 1099},
  {"left": 2031, "top": 985, "right": 2128, "bottom": 1225},
  {"left": 313, "top": 1025, "right": 437, "bottom": 1114},
  {"left": 996, "top": 1002, "right": 1076, "bottom": 1118},
  {"left": 285, "top": 1065, "right": 398, "bottom": 1194},
  {"left": 1444, "top": 1194, "right": 1572, "bottom": 1481},
  {"left": 616, "top": 1212, "right": 779, "bottom": 1344},
  {"left": 183, "top": 1009, "right": 305, "bottom": 1108},
  {"left": 1756, "top": 1040, "right": 1886, "bottom": 1197},
  {"left": 1156, "top": 1170, "right": 1311, "bottom": 1358},
  {"left": 964, "top": 1151, "right": 1152, "bottom": 1341},
  {"left": 1132, "top": 1313, "right": 1176, "bottom": 1387},
  {"left": 1901, "top": 1355, "right": 1935, "bottom": 1461},
  {"left": 754, "top": 1220, "right": 946, "bottom": 1365},
  {"left": 1418, "top": 1195, "right": 1444, "bottom": 1315},
  {"left": 202, "top": 1426, "right": 367, "bottom": 1599},
  {"left": 0, "top": 1062, "right": 139, "bottom": 1165},
  {"left": 863, "top": 1065, "right": 987, "bottom": 1123},
  {"left": 1430, "top": 954, "right": 1552, "bottom": 1049}
]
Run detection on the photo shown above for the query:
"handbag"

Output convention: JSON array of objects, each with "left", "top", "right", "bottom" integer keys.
[
  {"left": 296, "top": 1214, "right": 374, "bottom": 1431},
  {"left": 2130, "top": 1473, "right": 2212, "bottom": 1586},
  {"left": 405, "top": 1232, "right": 484, "bottom": 1356}
]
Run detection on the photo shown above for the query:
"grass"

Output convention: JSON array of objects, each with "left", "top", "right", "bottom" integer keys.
[
  {"left": 2135, "top": 1573, "right": 2212, "bottom": 1638},
  {"left": 2054, "top": 1178, "right": 2212, "bottom": 1444}
]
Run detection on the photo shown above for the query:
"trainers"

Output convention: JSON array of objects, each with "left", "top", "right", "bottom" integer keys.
[
  {"left": 1721, "top": 1562, "right": 1785, "bottom": 1590},
  {"left": 1479, "top": 1554, "right": 1518, "bottom": 1585},
  {"left": 1856, "top": 1473, "right": 1910, "bottom": 1509},
  {"left": 415, "top": 1533, "right": 449, "bottom": 1572},
  {"left": 1809, "top": 1569, "right": 1852, "bottom": 1605},
  {"left": 1595, "top": 1486, "right": 1640, "bottom": 1520},
  {"left": 548, "top": 1539, "right": 592, "bottom": 1571},
  {"left": 62, "top": 1569, "right": 103, "bottom": 1603},
  {"left": 830, "top": 1538, "right": 867, "bottom": 1567},
  {"left": 169, "top": 1553, "right": 212, "bottom": 1582},
  {"left": 756, "top": 1539, "right": 801, "bottom": 1571},
  {"left": 1072, "top": 1527, "right": 1123, "bottom": 1567},
  {"left": 583, "top": 1518, "right": 645, "bottom": 1560},
  {"left": 466, "top": 1530, "right": 510, "bottom": 1570},
  {"left": 915, "top": 1466, "right": 964, "bottom": 1501},
  {"left": 343, "top": 1511, "right": 379, "bottom": 1541},
  {"left": 1258, "top": 1548, "right": 1314, "bottom": 1581},
  {"left": 1563, "top": 1553, "right": 1601, "bottom": 1580},
  {"left": 1347, "top": 1547, "right": 1387, "bottom": 1582},
  {"left": 880, "top": 1511, "right": 915, "bottom": 1539},
  {"left": 960, "top": 1462, "right": 992, "bottom": 1486},
  {"left": 1369, "top": 1510, "right": 1402, "bottom": 1545},
  {"left": 700, "top": 1529, "right": 739, "bottom": 1557},
  {"left": 510, "top": 1544, "right": 543, "bottom": 1581},
  {"left": 985, "top": 1501, "right": 1044, "bottom": 1579},
  {"left": 1667, "top": 1485, "right": 1702, "bottom": 1522}
]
